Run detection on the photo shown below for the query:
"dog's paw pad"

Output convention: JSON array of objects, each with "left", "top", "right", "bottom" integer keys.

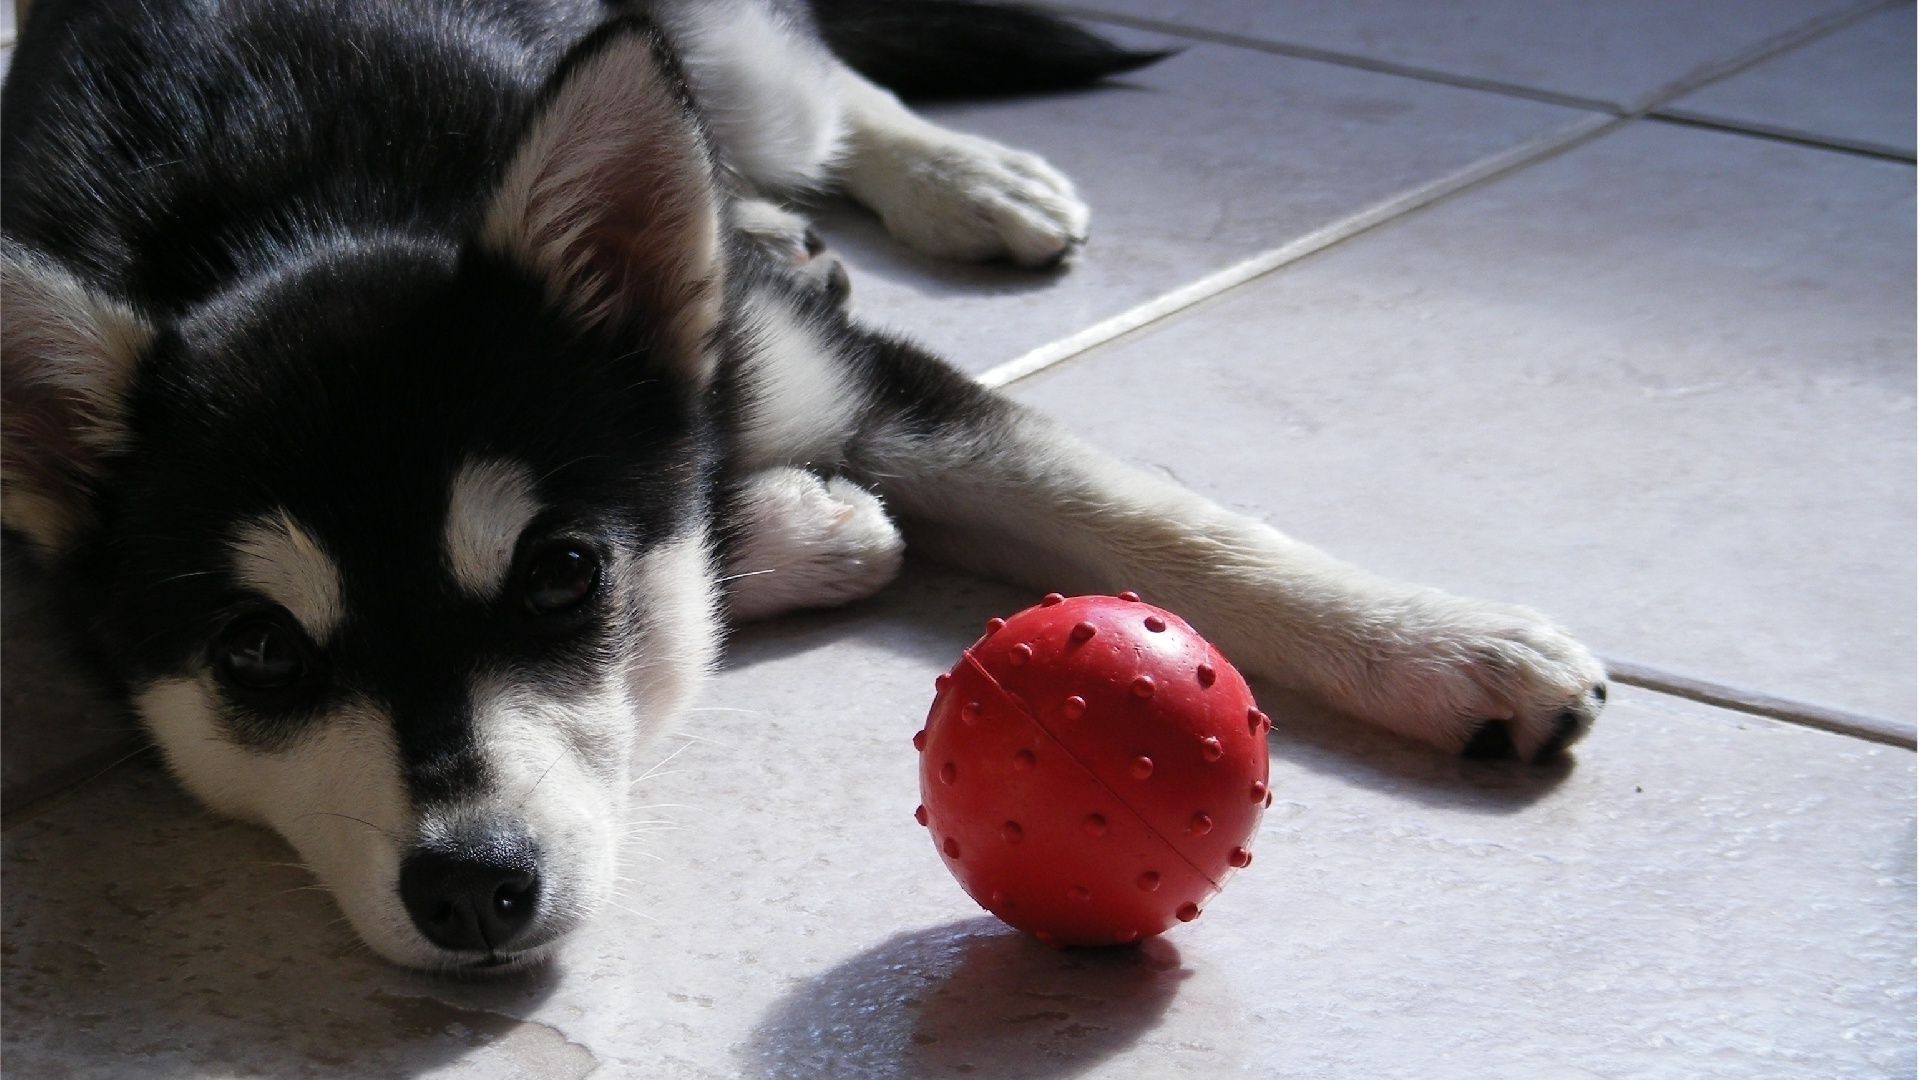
[
  {"left": 1463, "top": 696, "right": 1599, "bottom": 765},
  {"left": 1460, "top": 720, "right": 1517, "bottom": 760}
]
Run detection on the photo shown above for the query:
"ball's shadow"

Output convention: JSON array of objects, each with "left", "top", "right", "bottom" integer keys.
[{"left": 742, "top": 917, "right": 1189, "bottom": 1079}]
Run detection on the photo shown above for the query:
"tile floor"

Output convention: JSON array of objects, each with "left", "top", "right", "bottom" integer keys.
[{"left": 2, "top": 1, "right": 1914, "bottom": 1076}]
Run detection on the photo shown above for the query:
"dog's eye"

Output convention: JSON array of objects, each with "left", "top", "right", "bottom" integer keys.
[
  {"left": 523, "top": 542, "right": 600, "bottom": 615},
  {"left": 214, "top": 616, "right": 309, "bottom": 692}
]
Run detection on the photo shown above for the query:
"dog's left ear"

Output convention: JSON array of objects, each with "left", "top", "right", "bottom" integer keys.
[{"left": 481, "top": 24, "right": 724, "bottom": 386}]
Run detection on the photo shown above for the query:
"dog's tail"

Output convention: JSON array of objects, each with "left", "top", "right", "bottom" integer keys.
[{"left": 808, "top": 0, "right": 1173, "bottom": 99}]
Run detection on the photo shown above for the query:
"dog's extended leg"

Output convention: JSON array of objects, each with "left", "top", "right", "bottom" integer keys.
[
  {"left": 733, "top": 326, "right": 1606, "bottom": 761},
  {"left": 719, "top": 466, "right": 905, "bottom": 622}
]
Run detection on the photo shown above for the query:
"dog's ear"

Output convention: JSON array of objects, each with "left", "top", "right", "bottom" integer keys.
[
  {"left": 1, "top": 247, "right": 154, "bottom": 557},
  {"left": 481, "top": 24, "right": 725, "bottom": 387}
]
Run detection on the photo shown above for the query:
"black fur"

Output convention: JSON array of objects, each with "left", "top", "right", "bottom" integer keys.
[
  {"left": 5, "top": 1, "right": 729, "bottom": 802},
  {"left": 0, "top": 0, "right": 1150, "bottom": 809},
  {"left": 2, "top": 0, "right": 592, "bottom": 311}
]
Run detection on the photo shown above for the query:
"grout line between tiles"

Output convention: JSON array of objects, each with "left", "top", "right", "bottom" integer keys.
[
  {"left": 976, "top": 110, "right": 1622, "bottom": 388},
  {"left": 1619, "top": 0, "right": 1897, "bottom": 114},
  {"left": 1042, "top": 0, "right": 1893, "bottom": 115},
  {"left": 1645, "top": 109, "right": 1916, "bottom": 164},
  {"left": 985, "top": 1, "right": 1891, "bottom": 392},
  {"left": 1604, "top": 658, "right": 1914, "bottom": 749},
  {"left": 1034, "top": 2, "right": 1625, "bottom": 115}
]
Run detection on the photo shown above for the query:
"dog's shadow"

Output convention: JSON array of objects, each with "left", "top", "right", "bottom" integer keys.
[
  {"left": 740, "top": 917, "right": 1189, "bottom": 1079},
  {"left": 725, "top": 558, "right": 1577, "bottom": 815}
]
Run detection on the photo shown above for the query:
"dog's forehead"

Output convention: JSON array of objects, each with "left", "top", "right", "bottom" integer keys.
[
  {"left": 219, "top": 454, "right": 545, "bottom": 619},
  {"left": 96, "top": 252, "right": 709, "bottom": 679}
]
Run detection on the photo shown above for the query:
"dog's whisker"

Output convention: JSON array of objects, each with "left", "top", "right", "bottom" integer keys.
[
  {"left": 662, "top": 730, "right": 729, "bottom": 747},
  {"left": 516, "top": 749, "right": 568, "bottom": 810},
  {"left": 534, "top": 452, "right": 610, "bottom": 485},
  {"left": 297, "top": 810, "right": 402, "bottom": 842},
  {"left": 626, "top": 769, "right": 684, "bottom": 788},
  {"left": 634, "top": 739, "right": 697, "bottom": 782},
  {"left": 599, "top": 899, "right": 661, "bottom": 925},
  {"left": 716, "top": 567, "right": 779, "bottom": 584}
]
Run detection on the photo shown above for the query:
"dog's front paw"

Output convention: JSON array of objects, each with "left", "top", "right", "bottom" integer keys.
[
  {"left": 726, "top": 471, "right": 904, "bottom": 622},
  {"left": 1365, "top": 596, "right": 1609, "bottom": 762},
  {"left": 857, "top": 131, "right": 1090, "bottom": 268}
]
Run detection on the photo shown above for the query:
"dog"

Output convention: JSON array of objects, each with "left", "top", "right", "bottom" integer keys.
[{"left": 0, "top": 0, "right": 1608, "bottom": 972}]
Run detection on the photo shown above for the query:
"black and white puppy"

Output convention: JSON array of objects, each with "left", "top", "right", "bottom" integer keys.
[{"left": 0, "top": 0, "right": 1607, "bottom": 971}]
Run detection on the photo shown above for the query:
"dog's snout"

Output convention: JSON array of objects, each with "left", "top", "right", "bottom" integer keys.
[{"left": 399, "top": 839, "right": 540, "bottom": 953}]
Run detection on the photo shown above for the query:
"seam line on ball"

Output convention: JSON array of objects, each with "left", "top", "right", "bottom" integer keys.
[{"left": 959, "top": 648, "right": 1224, "bottom": 891}]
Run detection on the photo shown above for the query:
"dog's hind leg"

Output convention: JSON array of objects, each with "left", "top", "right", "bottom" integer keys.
[
  {"left": 718, "top": 466, "right": 905, "bottom": 623},
  {"left": 655, "top": 0, "right": 1154, "bottom": 267},
  {"left": 830, "top": 70, "right": 1091, "bottom": 268}
]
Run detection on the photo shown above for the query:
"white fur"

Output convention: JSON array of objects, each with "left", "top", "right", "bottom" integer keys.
[
  {"left": 444, "top": 458, "right": 542, "bottom": 601},
  {"left": 229, "top": 510, "right": 346, "bottom": 640},
  {"left": 731, "top": 198, "right": 815, "bottom": 260},
  {"left": 736, "top": 290, "right": 868, "bottom": 464},
  {"left": 135, "top": 678, "right": 427, "bottom": 964},
  {"left": 655, "top": 0, "right": 845, "bottom": 191},
  {"left": 618, "top": 532, "right": 725, "bottom": 728},
  {"left": 0, "top": 247, "right": 155, "bottom": 554},
  {"left": 833, "top": 72, "right": 1092, "bottom": 267},
  {"left": 724, "top": 468, "right": 905, "bottom": 622}
]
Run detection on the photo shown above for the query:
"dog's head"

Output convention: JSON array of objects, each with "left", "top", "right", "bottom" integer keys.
[{"left": 1, "top": 27, "right": 728, "bottom": 970}]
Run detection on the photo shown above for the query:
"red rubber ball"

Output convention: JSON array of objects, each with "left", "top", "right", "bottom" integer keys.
[{"left": 915, "top": 592, "right": 1271, "bottom": 946}]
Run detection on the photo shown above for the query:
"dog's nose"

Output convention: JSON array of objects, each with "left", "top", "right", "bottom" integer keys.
[{"left": 399, "top": 842, "right": 540, "bottom": 952}]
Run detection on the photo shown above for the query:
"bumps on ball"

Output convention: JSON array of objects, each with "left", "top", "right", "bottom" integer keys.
[{"left": 916, "top": 591, "right": 1270, "bottom": 946}]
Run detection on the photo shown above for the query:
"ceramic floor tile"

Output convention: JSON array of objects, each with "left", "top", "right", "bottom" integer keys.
[
  {"left": 3, "top": 566, "right": 1912, "bottom": 1078},
  {"left": 1663, "top": 3, "right": 1916, "bottom": 158},
  {"left": 1009, "top": 120, "right": 1915, "bottom": 727},
  {"left": 817, "top": 31, "right": 1590, "bottom": 376},
  {"left": 1049, "top": 0, "right": 1872, "bottom": 111}
]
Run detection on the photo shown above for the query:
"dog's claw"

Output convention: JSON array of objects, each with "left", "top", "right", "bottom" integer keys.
[{"left": 1461, "top": 721, "right": 1516, "bottom": 759}]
